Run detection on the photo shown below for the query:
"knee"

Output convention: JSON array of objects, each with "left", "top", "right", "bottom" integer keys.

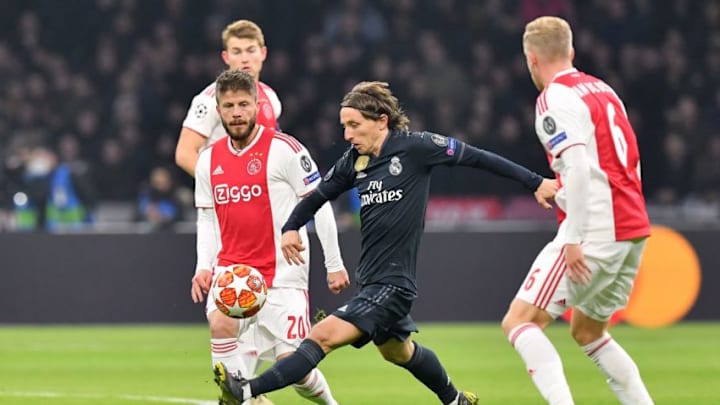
[
  {"left": 501, "top": 313, "right": 519, "bottom": 336},
  {"left": 308, "top": 326, "right": 335, "bottom": 353},
  {"left": 570, "top": 326, "right": 602, "bottom": 346},
  {"left": 379, "top": 350, "right": 405, "bottom": 365},
  {"left": 378, "top": 342, "right": 414, "bottom": 365},
  {"left": 208, "top": 312, "right": 238, "bottom": 338}
]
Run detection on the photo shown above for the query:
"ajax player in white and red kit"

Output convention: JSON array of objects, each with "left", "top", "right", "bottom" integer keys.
[
  {"left": 176, "top": 19, "right": 281, "bottom": 177},
  {"left": 193, "top": 70, "right": 348, "bottom": 405},
  {"left": 501, "top": 17, "right": 654, "bottom": 405}
]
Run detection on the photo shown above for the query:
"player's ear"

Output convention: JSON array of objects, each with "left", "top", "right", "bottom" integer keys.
[
  {"left": 528, "top": 50, "right": 538, "bottom": 67},
  {"left": 221, "top": 50, "right": 230, "bottom": 65},
  {"left": 569, "top": 47, "right": 575, "bottom": 62},
  {"left": 378, "top": 113, "right": 389, "bottom": 129}
]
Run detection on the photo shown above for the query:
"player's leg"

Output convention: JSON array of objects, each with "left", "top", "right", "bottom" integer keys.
[
  {"left": 501, "top": 240, "right": 574, "bottom": 405},
  {"left": 259, "top": 288, "right": 339, "bottom": 405},
  {"left": 278, "top": 351, "right": 337, "bottom": 405},
  {"left": 573, "top": 239, "right": 653, "bottom": 405},
  {"left": 377, "top": 336, "right": 477, "bottom": 405},
  {"left": 209, "top": 311, "right": 266, "bottom": 405},
  {"left": 206, "top": 268, "right": 266, "bottom": 405},
  {"left": 216, "top": 313, "right": 363, "bottom": 402}
]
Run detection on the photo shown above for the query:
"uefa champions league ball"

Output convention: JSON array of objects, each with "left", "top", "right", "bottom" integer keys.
[{"left": 211, "top": 264, "right": 267, "bottom": 319}]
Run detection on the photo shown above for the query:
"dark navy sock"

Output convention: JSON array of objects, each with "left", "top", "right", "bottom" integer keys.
[
  {"left": 400, "top": 342, "right": 458, "bottom": 404},
  {"left": 249, "top": 339, "right": 326, "bottom": 397}
]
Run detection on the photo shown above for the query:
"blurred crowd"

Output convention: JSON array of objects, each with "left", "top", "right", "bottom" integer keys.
[{"left": 1, "top": 0, "right": 720, "bottom": 231}]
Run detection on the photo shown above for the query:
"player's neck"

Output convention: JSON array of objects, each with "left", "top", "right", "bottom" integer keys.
[
  {"left": 370, "top": 129, "right": 390, "bottom": 157},
  {"left": 542, "top": 62, "right": 574, "bottom": 87}
]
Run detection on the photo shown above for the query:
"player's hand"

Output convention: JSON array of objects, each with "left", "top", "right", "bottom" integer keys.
[
  {"left": 534, "top": 178, "right": 558, "bottom": 210},
  {"left": 281, "top": 230, "right": 306, "bottom": 265},
  {"left": 326, "top": 269, "right": 350, "bottom": 294},
  {"left": 191, "top": 269, "right": 212, "bottom": 303},
  {"left": 564, "top": 244, "right": 592, "bottom": 285}
]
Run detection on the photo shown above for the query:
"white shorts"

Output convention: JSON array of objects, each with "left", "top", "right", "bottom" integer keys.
[
  {"left": 514, "top": 237, "right": 647, "bottom": 322},
  {"left": 206, "top": 268, "right": 311, "bottom": 361}
]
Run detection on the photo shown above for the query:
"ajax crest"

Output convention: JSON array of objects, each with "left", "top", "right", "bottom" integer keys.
[{"left": 247, "top": 158, "right": 262, "bottom": 175}]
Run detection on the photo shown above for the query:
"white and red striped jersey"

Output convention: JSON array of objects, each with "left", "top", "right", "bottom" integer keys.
[
  {"left": 182, "top": 80, "right": 281, "bottom": 148},
  {"left": 535, "top": 68, "right": 650, "bottom": 242},
  {"left": 195, "top": 126, "right": 323, "bottom": 288}
]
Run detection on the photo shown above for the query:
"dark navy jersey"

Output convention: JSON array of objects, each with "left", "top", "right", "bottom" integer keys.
[
  {"left": 283, "top": 130, "right": 544, "bottom": 292},
  {"left": 319, "top": 130, "right": 462, "bottom": 290}
]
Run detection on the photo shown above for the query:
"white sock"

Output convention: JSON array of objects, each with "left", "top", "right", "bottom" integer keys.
[
  {"left": 508, "top": 323, "right": 574, "bottom": 405},
  {"left": 292, "top": 368, "right": 338, "bottom": 405},
  {"left": 582, "top": 333, "right": 654, "bottom": 405},
  {"left": 211, "top": 338, "right": 259, "bottom": 378}
]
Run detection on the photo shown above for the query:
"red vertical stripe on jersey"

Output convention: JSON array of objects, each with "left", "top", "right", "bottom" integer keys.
[
  {"left": 553, "top": 73, "right": 650, "bottom": 240},
  {"left": 211, "top": 129, "right": 278, "bottom": 287}
]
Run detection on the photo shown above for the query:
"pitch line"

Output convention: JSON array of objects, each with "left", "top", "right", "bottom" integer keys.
[{"left": 0, "top": 391, "right": 216, "bottom": 404}]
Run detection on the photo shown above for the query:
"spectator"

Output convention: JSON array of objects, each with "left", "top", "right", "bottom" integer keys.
[
  {"left": 1, "top": 0, "right": 720, "bottom": 225},
  {"left": 136, "top": 166, "right": 182, "bottom": 231}
]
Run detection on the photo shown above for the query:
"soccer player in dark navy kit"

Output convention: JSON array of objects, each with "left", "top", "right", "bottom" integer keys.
[{"left": 215, "top": 81, "right": 558, "bottom": 405}]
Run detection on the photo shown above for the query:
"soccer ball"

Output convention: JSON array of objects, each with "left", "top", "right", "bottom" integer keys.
[{"left": 211, "top": 264, "right": 268, "bottom": 319}]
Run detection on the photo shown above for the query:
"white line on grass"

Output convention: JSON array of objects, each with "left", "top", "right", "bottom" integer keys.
[{"left": 0, "top": 391, "right": 216, "bottom": 404}]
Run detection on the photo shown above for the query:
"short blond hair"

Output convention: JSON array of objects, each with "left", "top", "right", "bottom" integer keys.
[
  {"left": 222, "top": 20, "right": 265, "bottom": 49},
  {"left": 523, "top": 16, "right": 573, "bottom": 61}
]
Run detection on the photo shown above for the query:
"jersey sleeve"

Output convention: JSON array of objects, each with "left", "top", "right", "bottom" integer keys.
[
  {"left": 315, "top": 149, "right": 356, "bottom": 201},
  {"left": 194, "top": 149, "right": 214, "bottom": 208},
  {"left": 409, "top": 131, "right": 462, "bottom": 168},
  {"left": 537, "top": 84, "right": 591, "bottom": 158},
  {"left": 182, "top": 85, "right": 220, "bottom": 138},
  {"left": 275, "top": 136, "right": 323, "bottom": 197}
]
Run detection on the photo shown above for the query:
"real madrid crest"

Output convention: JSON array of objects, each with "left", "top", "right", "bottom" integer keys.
[
  {"left": 389, "top": 156, "right": 403, "bottom": 176},
  {"left": 354, "top": 155, "right": 369, "bottom": 172}
]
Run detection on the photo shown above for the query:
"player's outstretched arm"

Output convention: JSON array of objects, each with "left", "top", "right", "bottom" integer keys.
[{"left": 458, "top": 143, "right": 546, "bottom": 191}]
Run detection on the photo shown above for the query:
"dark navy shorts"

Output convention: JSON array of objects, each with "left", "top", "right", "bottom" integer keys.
[{"left": 332, "top": 283, "right": 419, "bottom": 348}]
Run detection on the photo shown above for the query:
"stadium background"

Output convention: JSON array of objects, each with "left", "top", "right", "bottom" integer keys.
[{"left": 0, "top": 2, "right": 717, "bottom": 324}]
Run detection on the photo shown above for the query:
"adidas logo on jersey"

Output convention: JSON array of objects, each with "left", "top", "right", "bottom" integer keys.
[{"left": 212, "top": 165, "right": 224, "bottom": 175}]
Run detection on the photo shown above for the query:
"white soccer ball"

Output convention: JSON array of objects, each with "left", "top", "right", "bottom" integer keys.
[{"left": 211, "top": 264, "right": 268, "bottom": 319}]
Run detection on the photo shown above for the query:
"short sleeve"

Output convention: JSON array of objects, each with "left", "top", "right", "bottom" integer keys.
[
  {"left": 536, "top": 84, "right": 591, "bottom": 158},
  {"left": 182, "top": 85, "right": 221, "bottom": 138},
  {"left": 194, "top": 149, "right": 214, "bottom": 208}
]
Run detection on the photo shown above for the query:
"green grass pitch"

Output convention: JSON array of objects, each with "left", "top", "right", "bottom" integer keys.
[{"left": 1, "top": 322, "right": 718, "bottom": 404}]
